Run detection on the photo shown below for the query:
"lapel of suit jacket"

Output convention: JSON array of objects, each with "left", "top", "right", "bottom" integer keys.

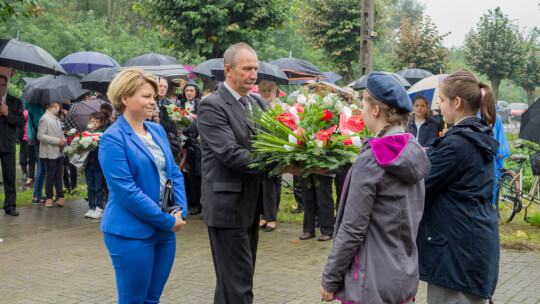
[
  {"left": 118, "top": 115, "right": 158, "bottom": 169},
  {"left": 218, "top": 85, "right": 256, "bottom": 134}
]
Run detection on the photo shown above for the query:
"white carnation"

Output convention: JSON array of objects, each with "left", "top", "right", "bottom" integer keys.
[
  {"left": 350, "top": 104, "right": 358, "bottom": 110},
  {"left": 297, "top": 94, "right": 307, "bottom": 105},
  {"left": 69, "top": 128, "right": 76, "bottom": 134}
]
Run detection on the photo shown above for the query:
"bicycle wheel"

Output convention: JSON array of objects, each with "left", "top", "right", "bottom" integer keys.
[{"left": 496, "top": 172, "right": 521, "bottom": 222}]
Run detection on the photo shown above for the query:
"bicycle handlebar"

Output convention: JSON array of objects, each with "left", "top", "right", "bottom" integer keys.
[{"left": 516, "top": 144, "right": 540, "bottom": 153}]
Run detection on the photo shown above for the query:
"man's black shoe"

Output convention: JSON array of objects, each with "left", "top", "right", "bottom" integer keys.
[
  {"left": 190, "top": 208, "right": 202, "bottom": 215},
  {"left": 291, "top": 208, "right": 303, "bottom": 214},
  {"left": 5, "top": 209, "right": 19, "bottom": 216}
]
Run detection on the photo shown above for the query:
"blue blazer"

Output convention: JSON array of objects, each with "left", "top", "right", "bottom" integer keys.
[{"left": 99, "top": 115, "right": 187, "bottom": 239}]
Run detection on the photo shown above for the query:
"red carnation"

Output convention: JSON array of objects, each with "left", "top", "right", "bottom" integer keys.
[
  {"left": 346, "top": 114, "right": 365, "bottom": 132},
  {"left": 174, "top": 107, "right": 179, "bottom": 112},
  {"left": 292, "top": 103, "right": 304, "bottom": 113},
  {"left": 320, "top": 109, "right": 333, "bottom": 121},
  {"left": 276, "top": 113, "right": 298, "bottom": 130},
  {"left": 315, "top": 125, "right": 337, "bottom": 145},
  {"left": 66, "top": 137, "right": 72, "bottom": 144}
]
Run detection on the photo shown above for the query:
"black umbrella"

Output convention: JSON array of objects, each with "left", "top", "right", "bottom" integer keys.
[
  {"left": 519, "top": 97, "right": 540, "bottom": 144},
  {"left": 210, "top": 61, "right": 289, "bottom": 85},
  {"left": 268, "top": 57, "right": 327, "bottom": 81},
  {"left": 123, "top": 52, "right": 189, "bottom": 79},
  {"left": 192, "top": 58, "right": 223, "bottom": 79},
  {"left": 22, "top": 74, "right": 88, "bottom": 105},
  {"left": 349, "top": 72, "right": 411, "bottom": 90},
  {"left": 396, "top": 68, "right": 433, "bottom": 86},
  {"left": 0, "top": 38, "right": 65, "bottom": 75},
  {"left": 67, "top": 98, "right": 116, "bottom": 131},
  {"left": 80, "top": 67, "right": 123, "bottom": 94}
]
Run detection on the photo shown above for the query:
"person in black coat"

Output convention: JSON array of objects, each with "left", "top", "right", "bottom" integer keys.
[
  {"left": 151, "top": 77, "right": 177, "bottom": 135},
  {"left": 0, "top": 75, "right": 25, "bottom": 216},
  {"left": 417, "top": 70, "right": 500, "bottom": 303},
  {"left": 198, "top": 43, "right": 270, "bottom": 304},
  {"left": 407, "top": 96, "right": 439, "bottom": 148}
]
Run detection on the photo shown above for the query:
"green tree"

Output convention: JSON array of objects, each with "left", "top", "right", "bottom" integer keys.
[
  {"left": 300, "top": 0, "right": 390, "bottom": 83},
  {"left": 386, "top": 0, "right": 425, "bottom": 30},
  {"left": 464, "top": 7, "right": 522, "bottom": 100},
  {"left": 0, "top": 0, "right": 39, "bottom": 24},
  {"left": 511, "top": 28, "right": 540, "bottom": 105},
  {"left": 136, "top": 0, "right": 291, "bottom": 59},
  {"left": 389, "top": 16, "right": 449, "bottom": 74}
]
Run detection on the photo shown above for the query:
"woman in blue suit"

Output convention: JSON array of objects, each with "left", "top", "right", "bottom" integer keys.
[{"left": 99, "top": 69, "right": 188, "bottom": 304}]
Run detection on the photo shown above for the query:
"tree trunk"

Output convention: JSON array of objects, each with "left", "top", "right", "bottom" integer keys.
[
  {"left": 490, "top": 77, "right": 501, "bottom": 101},
  {"left": 342, "top": 64, "right": 356, "bottom": 85},
  {"left": 526, "top": 90, "right": 534, "bottom": 106}
]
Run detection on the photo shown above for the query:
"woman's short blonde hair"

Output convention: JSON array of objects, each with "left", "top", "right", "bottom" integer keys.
[
  {"left": 258, "top": 80, "right": 278, "bottom": 94},
  {"left": 107, "top": 69, "right": 159, "bottom": 114}
]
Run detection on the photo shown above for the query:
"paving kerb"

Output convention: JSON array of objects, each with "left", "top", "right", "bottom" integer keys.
[{"left": 0, "top": 199, "right": 539, "bottom": 303}]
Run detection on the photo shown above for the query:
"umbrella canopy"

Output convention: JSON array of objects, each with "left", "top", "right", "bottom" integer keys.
[
  {"left": 519, "top": 97, "right": 540, "bottom": 144},
  {"left": 268, "top": 57, "right": 327, "bottom": 80},
  {"left": 67, "top": 98, "right": 115, "bottom": 131},
  {"left": 0, "top": 38, "right": 65, "bottom": 75},
  {"left": 124, "top": 52, "right": 179, "bottom": 66},
  {"left": 192, "top": 58, "right": 223, "bottom": 79},
  {"left": 211, "top": 61, "right": 289, "bottom": 85},
  {"left": 80, "top": 67, "right": 123, "bottom": 94},
  {"left": 59, "top": 51, "right": 119, "bottom": 75},
  {"left": 407, "top": 74, "right": 448, "bottom": 110},
  {"left": 349, "top": 72, "right": 410, "bottom": 91},
  {"left": 22, "top": 74, "right": 88, "bottom": 104},
  {"left": 396, "top": 69, "right": 433, "bottom": 86},
  {"left": 123, "top": 52, "right": 189, "bottom": 80},
  {"left": 290, "top": 71, "right": 343, "bottom": 86}
]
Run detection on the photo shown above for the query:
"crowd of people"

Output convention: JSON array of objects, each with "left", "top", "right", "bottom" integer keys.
[{"left": 0, "top": 42, "right": 507, "bottom": 304}]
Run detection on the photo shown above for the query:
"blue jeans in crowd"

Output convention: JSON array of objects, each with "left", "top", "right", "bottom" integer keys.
[
  {"left": 85, "top": 166, "right": 104, "bottom": 210},
  {"left": 33, "top": 144, "right": 46, "bottom": 199},
  {"left": 103, "top": 230, "right": 176, "bottom": 304}
]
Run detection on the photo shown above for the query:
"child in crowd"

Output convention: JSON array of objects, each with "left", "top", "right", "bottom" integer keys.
[
  {"left": 37, "top": 102, "right": 67, "bottom": 208},
  {"left": 84, "top": 112, "right": 107, "bottom": 219},
  {"left": 320, "top": 72, "right": 431, "bottom": 304},
  {"left": 407, "top": 96, "right": 439, "bottom": 148}
]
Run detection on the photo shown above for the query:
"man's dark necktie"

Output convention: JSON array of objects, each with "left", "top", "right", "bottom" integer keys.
[{"left": 239, "top": 96, "right": 254, "bottom": 127}]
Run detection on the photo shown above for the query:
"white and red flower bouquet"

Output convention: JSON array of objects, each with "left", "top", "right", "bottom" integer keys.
[
  {"left": 250, "top": 90, "right": 370, "bottom": 176},
  {"left": 64, "top": 129, "right": 103, "bottom": 168},
  {"left": 165, "top": 103, "right": 196, "bottom": 129}
]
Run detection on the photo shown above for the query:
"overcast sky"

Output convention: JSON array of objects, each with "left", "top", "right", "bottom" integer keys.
[{"left": 419, "top": 0, "right": 540, "bottom": 48}]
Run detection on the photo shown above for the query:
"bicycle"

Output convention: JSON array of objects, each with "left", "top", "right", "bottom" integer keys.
[{"left": 496, "top": 144, "right": 540, "bottom": 223}]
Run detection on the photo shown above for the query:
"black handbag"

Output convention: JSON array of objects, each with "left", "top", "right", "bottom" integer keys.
[{"left": 161, "top": 178, "right": 182, "bottom": 213}]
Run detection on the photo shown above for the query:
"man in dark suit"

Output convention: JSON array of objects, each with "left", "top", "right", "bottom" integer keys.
[
  {"left": 198, "top": 43, "right": 269, "bottom": 304},
  {"left": 0, "top": 75, "right": 25, "bottom": 216},
  {"left": 151, "top": 77, "right": 177, "bottom": 135}
]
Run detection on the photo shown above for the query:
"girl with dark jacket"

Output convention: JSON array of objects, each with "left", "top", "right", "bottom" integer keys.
[
  {"left": 417, "top": 69, "right": 500, "bottom": 303},
  {"left": 407, "top": 96, "right": 439, "bottom": 148}
]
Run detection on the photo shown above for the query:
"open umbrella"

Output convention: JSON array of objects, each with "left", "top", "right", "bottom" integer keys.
[
  {"left": 192, "top": 58, "right": 223, "bottom": 79},
  {"left": 182, "top": 64, "right": 197, "bottom": 79},
  {"left": 22, "top": 74, "right": 88, "bottom": 104},
  {"left": 67, "top": 98, "right": 115, "bottom": 131},
  {"left": 268, "top": 57, "right": 327, "bottom": 81},
  {"left": 407, "top": 74, "right": 448, "bottom": 110},
  {"left": 123, "top": 52, "right": 188, "bottom": 80},
  {"left": 396, "top": 69, "right": 433, "bottom": 86},
  {"left": 0, "top": 38, "right": 65, "bottom": 75},
  {"left": 350, "top": 72, "right": 410, "bottom": 90},
  {"left": 211, "top": 61, "right": 289, "bottom": 85},
  {"left": 519, "top": 97, "right": 540, "bottom": 144},
  {"left": 59, "top": 51, "right": 119, "bottom": 75},
  {"left": 80, "top": 67, "right": 123, "bottom": 94},
  {"left": 290, "top": 71, "right": 343, "bottom": 86}
]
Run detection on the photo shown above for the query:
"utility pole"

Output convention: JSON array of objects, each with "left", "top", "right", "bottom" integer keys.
[{"left": 359, "top": 0, "right": 375, "bottom": 77}]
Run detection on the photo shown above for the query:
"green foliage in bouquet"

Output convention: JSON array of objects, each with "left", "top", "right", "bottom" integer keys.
[{"left": 249, "top": 91, "right": 371, "bottom": 177}]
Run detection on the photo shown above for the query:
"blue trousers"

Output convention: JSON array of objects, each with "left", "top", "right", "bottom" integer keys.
[
  {"left": 33, "top": 144, "right": 46, "bottom": 199},
  {"left": 85, "top": 166, "right": 104, "bottom": 209},
  {"left": 103, "top": 230, "right": 176, "bottom": 304}
]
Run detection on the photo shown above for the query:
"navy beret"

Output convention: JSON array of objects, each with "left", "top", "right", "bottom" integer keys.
[{"left": 366, "top": 72, "right": 412, "bottom": 112}]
